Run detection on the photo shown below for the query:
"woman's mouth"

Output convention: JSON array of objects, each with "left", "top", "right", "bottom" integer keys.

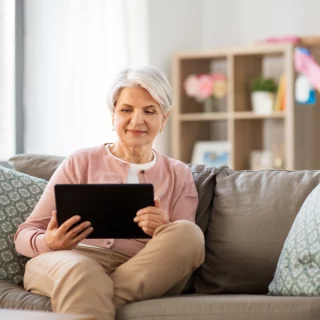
[{"left": 127, "top": 130, "right": 146, "bottom": 135}]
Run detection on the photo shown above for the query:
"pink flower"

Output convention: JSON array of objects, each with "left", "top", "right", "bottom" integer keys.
[
  {"left": 184, "top": 74, "right": 199, "bottom": 97},
  {"left": 198, "top": 74, "right": 214, "bottom": 100}
]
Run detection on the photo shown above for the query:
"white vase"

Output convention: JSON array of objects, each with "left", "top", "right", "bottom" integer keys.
[{"left": 251, "top": 92, "right": 275, "bottom": 114}]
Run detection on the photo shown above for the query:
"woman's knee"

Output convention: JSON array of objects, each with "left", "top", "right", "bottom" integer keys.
[
  {"left": 172, "top": 220, "right": 204, "bottom": 244},
  {"left": 161, "top": 220, "right": 205, "bottom": 266}
]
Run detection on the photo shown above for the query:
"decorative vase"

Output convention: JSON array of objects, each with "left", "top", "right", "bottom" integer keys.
[
  {"left": 251, "top": 91, "right": 275, "bottom": 114},
  {"left": 203, "top": 97, "right": 215, "bottom": 113}
]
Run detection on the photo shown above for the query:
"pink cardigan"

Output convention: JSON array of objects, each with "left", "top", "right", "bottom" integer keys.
[{"left": 14, "top": 144, "right": 198, "bottom": 258}]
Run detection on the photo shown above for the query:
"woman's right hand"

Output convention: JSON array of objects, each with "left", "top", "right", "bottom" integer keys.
[{"left": 45, "top": 211, "right": 93, "bottom": 251}]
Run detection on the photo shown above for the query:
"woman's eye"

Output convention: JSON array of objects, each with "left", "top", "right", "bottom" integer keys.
[
  {"left": 121, "top": 109, "right": 131, "bottom": 112},
  {"left": 145, "top": 110, "right": 155, "bottom": 114}
]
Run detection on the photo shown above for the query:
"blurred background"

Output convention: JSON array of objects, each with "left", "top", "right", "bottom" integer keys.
[{"left": 1, "top": 0, "right": 320, "bottom": 170}]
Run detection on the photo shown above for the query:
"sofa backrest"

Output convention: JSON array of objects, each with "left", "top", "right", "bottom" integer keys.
[
  {"left": 195, "top": 167, "right": 320, "bottom": 295},
  {"left": 8, "top": 154, "right": 65, "bottom": 181},
  {"left": 10, "top": 154, "right": 320, "bottom": 295}
]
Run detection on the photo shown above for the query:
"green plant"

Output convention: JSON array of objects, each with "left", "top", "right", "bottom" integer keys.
[{"left": 251, "top": 76, "right": 278, "bottom": 93}]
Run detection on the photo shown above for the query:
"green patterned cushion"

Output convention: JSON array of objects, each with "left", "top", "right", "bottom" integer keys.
[
  {"left": 0, "top": 166, "right": 47, "bottom": 285},
  {"left": 268, "top": 184, "right": 320, "bottom": 296}
]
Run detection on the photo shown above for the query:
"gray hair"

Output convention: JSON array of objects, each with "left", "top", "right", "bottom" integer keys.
[{"left": 106, "top": 66, "right": 173, "bottom": 114}]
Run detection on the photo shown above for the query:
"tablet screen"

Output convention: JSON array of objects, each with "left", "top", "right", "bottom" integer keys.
[{"left": 54, "top": 184, "right": 154, "bottom": 238}]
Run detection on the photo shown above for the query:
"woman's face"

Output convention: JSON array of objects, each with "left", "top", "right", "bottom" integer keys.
[{"left": 112, "top": 87, "right": 169, "bottom": 148}]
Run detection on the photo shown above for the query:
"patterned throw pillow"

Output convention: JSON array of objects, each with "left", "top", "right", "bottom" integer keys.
[
  {"left": 268, "top": 184, "right": 320, "bottom": 296},
  {"left": 0, "top": 166, "right": 47, "bottom": 285}
]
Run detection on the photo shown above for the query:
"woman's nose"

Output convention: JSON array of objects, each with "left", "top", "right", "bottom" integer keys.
[{"left": 131, "top": 111, "right": 144, "bottom": 124}]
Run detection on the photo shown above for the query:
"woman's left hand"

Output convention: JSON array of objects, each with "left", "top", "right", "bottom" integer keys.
[{"left": 134, "top": 199, "right": 170, "bottom": 236}]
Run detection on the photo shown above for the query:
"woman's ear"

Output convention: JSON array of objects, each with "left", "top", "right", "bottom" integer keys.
[
  {"left": 162, "top": 111, "right": 170, "bottom": 126},
  {"left": 159, "top": 112, "right": 169, "bottom": 134}
]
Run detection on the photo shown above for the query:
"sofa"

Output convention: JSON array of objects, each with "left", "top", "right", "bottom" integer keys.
[{"left": 0, "top": 154, "right": 320, "bottom": 320}]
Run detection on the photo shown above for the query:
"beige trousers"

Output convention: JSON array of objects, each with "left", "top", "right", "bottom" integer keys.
[{"left": 24, "top": 220, "right": 205, "bottom": 320}]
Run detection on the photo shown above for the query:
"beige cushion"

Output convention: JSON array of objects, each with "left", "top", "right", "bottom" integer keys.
[
  {"left": 195, "top": 167, "right": 320, "bottom": 294},
  {"left": 8, "top": 154, "right": 65, "bottom": 181}
]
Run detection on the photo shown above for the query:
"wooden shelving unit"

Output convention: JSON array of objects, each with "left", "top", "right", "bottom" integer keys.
[{"left": 171, "top": 43, "right": 320, "bottom": 170}]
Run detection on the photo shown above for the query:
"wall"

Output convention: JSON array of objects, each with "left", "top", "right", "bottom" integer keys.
[
  {"left": 0, "top": 0, "right": 15, "bottom": 160},
  {"left": 23, "top": 0, "right": 320, "bottom": 156},
  {"left": 202, "top": 0, "right": 320, "bottom": 49},
  {"left": 142, "top": 0, "right": 320, "bottom": 155},
  {"left": 23, "top": 0, "right": 128, "bottom": 156},
  {"left": 22, "top": 0, "right": 202, "bottom": 156},
  {"left": 147, "top": 0, "right": 204, "bottom": 155}
]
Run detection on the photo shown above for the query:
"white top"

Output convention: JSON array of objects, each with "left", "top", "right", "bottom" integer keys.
[{"left": 105, "top": 144, "right": 156, "bottom": 183}]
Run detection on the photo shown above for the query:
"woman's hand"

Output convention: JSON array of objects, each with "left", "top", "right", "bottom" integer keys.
[
  {"left": 45, "top": 211, "right": 93, "bottom": 251},
  {"left": 134, "top": 199, "right": 170, "bottom": 236}
]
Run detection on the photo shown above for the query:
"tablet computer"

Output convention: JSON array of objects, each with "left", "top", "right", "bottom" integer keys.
[{"left": 54, "top": 184, "right": 154, "bottom": 239}]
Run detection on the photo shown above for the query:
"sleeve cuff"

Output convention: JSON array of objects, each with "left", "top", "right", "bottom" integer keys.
[{"left": 35, "top": 233, "right": 54, "bottom": 255}]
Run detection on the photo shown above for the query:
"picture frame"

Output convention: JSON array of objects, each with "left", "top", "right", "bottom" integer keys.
[
  {"left": 250, "top": 150, "right": 274, "bottom": 170},
  {"left": 191, "top": 141, "right": 231, "bottom": 167}
]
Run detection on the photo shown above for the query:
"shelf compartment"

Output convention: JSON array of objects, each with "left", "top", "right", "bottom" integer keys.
[
  {"left": 180, "top": 120, "right": 228, "bottom": 163},
  {"left": 177, "top": 56, "right": 229, "bottom": 114},
  {"left": 233, "top": 53, "right": 285, "bottom": 112},
  {"left": 233, "top": 118, "right": 285, "bottom": 170}
]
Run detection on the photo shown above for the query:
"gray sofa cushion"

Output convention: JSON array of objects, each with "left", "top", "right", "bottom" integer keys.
[
  {"left": 195, "top": 167, "right": 320, "bottom": 294},
  {"left": 116, "top": 294, "right": 320, "bottom": 320},
  {"left": 0, "top": 280, "right": 51, "bottom": 310},
  {"left": 189, "top": 164, "right": 220, "bottom": 234},
  {"left": 2, "top": 282, "right": 319, "bottom": 320},
  {"left": 8, "top": 154, "right": 65, "bottom": 181},
  {"left": 182, "top": 164, "right": 219, "bottom": 293}
]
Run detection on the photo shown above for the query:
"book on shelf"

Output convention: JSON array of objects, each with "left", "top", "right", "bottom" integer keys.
[{"left": 274, "top": 74, "right": 286, "bottom": 111}]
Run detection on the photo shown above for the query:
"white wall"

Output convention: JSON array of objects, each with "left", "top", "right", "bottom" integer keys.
[
  {"left": 23, "top": 0, "right": 202, "bottom": 156},
  {"left": 145, "top": 0, "right": 320, "bottom": 155},
  {"left": 147, "top": 0, "right": 204, "bottom": 155},
  {"left": 0, "top": 0, "right": 15, "bottom": 159},
  {"left": 24, "top": 0, "right": 129, "bottom": 156},
  {"left": 23, "top": 0, "right": 320, "bottom": 156},
  {"left": 202, "top": 0, "right": 320, "bottom": 49}
]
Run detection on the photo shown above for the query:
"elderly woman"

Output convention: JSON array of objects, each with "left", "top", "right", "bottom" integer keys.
[{"left": 14, "top": 66, "right": 205, "bottom": 320}]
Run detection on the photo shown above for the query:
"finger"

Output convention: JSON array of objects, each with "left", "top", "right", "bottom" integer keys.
[
  {"left": 138, "top": 220, "right": 159, "bottom": 229},
  {"left": 134, "top": 213, "right": 162, "bottom": 223},
  {"left": 134, "top": 214, "right": 165, "bottom": 224},
  {"left": 47, "top": 211, "right": 58, "bottom": 230},
  {"left": 59, "top": 215, "right": 81, "bottom": 234},
  {"left": 142, "top": 226, "right": 155, "bottom": 237},
  {"left": 66, "top": 221, "right": 92, "bottom": 240},
  {"left": 71, "top": 226, "right": 94, "bottom": 245},
  {"left": 154, "top": 198, "right": 161, "bottom": 208},
  {"left": 136, "top": 207, "right": 162, "bottom": 216}
]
